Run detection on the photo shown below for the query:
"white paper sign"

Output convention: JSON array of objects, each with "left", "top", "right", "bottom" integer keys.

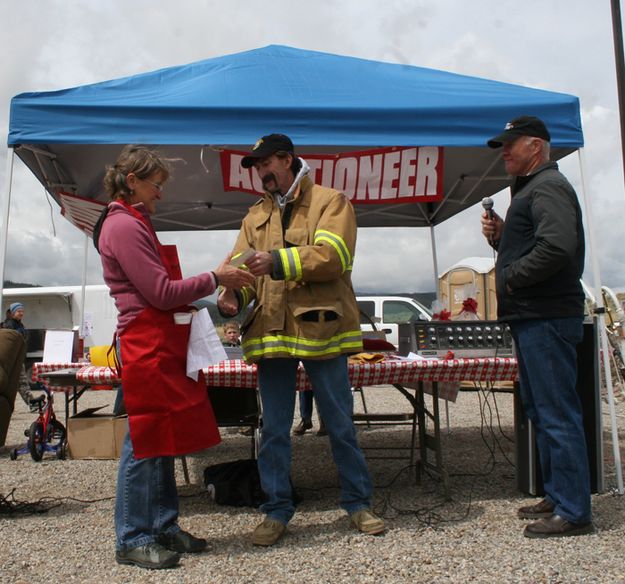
[
  {"left": 42, "top": 330, "right": 76, "bottom": 363},
  {"left": 186, "top": 308, "right": 227, "bottom": 381},
  {"left": 82, "top": 311, "right": 94, "bottom": 338}
]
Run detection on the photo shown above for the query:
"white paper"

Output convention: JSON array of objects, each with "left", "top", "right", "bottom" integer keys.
[
  {"left": 82, "top": 311, "right": 94, "bottom": 338},
  {"left": 401, "top": 351, "right": 439, "bottom": 361},
  {"left": 42, "top": 330, "right": 76, "bottom": 363},
  {"left": 186, "top": 308, "right": 227, "bottom": 380}
]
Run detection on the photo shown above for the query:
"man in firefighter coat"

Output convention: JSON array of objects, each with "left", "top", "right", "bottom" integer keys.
[{"left": 218, "top": 134, "right": 385, "bottom": 546}]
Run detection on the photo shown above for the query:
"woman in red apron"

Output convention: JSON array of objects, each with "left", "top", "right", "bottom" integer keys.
[{"left": 93, "top": 145, "right": 253, "bottom": 570}]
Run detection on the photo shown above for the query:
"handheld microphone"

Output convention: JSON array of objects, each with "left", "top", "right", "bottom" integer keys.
[
  {"left": 481, "top": 197, "right": 496, "bottom": 248},
  {"left": 481, "top": 197, "right": 494, "bottom": 220}
]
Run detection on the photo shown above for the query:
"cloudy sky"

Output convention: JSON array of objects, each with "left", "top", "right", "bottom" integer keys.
[{"left": 1, "top": 0, "right": 624, "bottom": 303}]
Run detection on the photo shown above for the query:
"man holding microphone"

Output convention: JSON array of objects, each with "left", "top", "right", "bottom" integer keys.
[{"left": 481, "top": 116, "right": 594, "bottom": 538}]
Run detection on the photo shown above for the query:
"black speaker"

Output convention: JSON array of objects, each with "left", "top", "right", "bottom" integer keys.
[{"left": 514, "top": 320, "right": 603, "bottom": 494}]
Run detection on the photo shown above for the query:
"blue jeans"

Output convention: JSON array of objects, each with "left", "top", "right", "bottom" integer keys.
[
  {"left": 257, "top": 355, "right": 373, "bottom": 524},
  {"left": 510, "top": 317, "right": 591, "bottom": 524},
  {"left": 115, "top": 432, "right": 181, "bottom": 550},
  {"left": 114, "top": 338, "right": 181, "bottom": 550}
]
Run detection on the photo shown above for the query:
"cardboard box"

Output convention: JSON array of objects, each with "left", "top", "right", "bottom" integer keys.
[{"left": 67, "top": 406, "right": 128, "bottom": 459}]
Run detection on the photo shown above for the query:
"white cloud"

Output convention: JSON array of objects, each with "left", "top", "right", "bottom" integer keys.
[{"left": 2, "top": 0, "right": 625, "bottom": 296}]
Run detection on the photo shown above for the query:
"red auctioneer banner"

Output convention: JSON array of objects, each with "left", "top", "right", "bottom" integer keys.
[{"left": 219, "top": 146, "right": 444, "bottom": 204}]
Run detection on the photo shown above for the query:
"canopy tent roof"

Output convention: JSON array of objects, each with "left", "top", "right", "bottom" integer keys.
[{"left": 8, "top": 44, "right": 584, "bottom": 232}]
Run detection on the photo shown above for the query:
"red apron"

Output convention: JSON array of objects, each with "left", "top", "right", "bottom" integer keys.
[{"left": 117, "top": 203, "right": 220, "bottom": 458}]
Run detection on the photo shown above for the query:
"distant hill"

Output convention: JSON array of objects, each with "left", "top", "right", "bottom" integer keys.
[{"left": 3, "top": 280, "right": 41, "bottom": 288}]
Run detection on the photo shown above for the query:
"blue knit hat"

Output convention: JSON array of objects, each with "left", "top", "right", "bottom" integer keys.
[{"left": 9, "top": 302, "right": 23, "bottom": 314}]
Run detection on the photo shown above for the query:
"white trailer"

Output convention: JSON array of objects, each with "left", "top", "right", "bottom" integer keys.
[{"left": 2, "top": 285, "right": 117, "bottom": 360}]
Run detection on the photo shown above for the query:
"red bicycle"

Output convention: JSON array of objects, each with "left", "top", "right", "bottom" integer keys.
[{"left": 10, "top": 382, "right": 67, "bottom": 461}]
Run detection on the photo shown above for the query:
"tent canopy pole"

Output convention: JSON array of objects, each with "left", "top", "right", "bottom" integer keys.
[
  {"left": 0, "top": 148, "right": 16, "bottom": 309},
  {"left": 578, "top": 147, "right": 623, "bottom": 494},
  {"left": 429, "top": 225, "right": 439, "bottom": 301},
  {"left": 79, "top": 233, "right": 89, "bottom": 341}
]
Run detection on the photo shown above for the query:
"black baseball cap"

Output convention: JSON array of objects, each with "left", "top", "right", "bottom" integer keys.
[
  {"left": 487, "top": 116, "right": 551, "bottom": 148},
  {"left": 241, "top": 133, "right": 295, "bottom": 168}
]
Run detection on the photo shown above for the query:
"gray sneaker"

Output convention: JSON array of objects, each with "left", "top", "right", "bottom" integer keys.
[{"left": 115, "top": 542, "right": 180, "bottom": 569}]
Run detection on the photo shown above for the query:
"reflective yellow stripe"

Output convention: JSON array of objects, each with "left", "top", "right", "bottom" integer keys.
[
  {"left": 279, "top": 249, "right": 291, "bottom": 279},
  {"left": 278, "top": 247, "right": 303, "bottom": 281},
  {"left": 240, "top": 287, "right": 252, "bottom": 307},
  {"left": 242, "top": 329, "right": 362, "bottom": 359},
  {"left": 314, "top": 229, "right": 351, "bottom": 273},
  {"left": 291, "top": 248, "right": 303, "bottom": 280}
]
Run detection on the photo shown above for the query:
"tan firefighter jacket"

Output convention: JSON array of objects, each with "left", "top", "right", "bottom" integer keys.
[{"left": 231, "top": 175, "right": 363, "bottom": 362}]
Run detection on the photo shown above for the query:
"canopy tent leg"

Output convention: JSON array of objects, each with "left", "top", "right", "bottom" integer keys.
[
  {"left": 578, "top": 148, "right": 623, "bottom": 494},
  {"left": 0, "top": 148, "right": 16, "bottom": 309},
  {"left": 79, "top": 232, "right": 89, "bottom": 341},
  {"left": 429, "top": 225, "right": 439, "bottom": 300},
  {"left": 429, "top": 225, "right": 452, "bottom": 434}
]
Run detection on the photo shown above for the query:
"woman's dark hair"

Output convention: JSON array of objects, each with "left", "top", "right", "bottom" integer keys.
[{"left": 103, "top": 145, "right": 172, "bottom": 201}]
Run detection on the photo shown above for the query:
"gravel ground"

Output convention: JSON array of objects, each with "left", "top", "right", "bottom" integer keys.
[{"left": 1, "top": 384, "right": 625, "bottom": 584}]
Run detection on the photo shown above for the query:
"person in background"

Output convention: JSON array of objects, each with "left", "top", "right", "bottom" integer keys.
[
  {"left": 218, "top": 133, "right": 383, "bottom": 546},
  {"left": 222, "top": 321, "right": 241, "bottom": 346},
  {"left": 220, "top": 319, "right": 253, "bottom": 436},
  {"left": 93, "top": 145, "right": 253, "bottom": 570},
  {"left": 2, "top": 302, "right": 35, "bottom": 410},
  {"left": 293, "top": 391, "right": 326, "bottom": 436},
  {"left": 481, "top": 116, "right": 593, "bottom": 538}
]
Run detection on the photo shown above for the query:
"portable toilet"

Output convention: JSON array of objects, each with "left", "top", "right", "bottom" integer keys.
[{"left": 439, "top": 257, "right": 497, "bottom": 320}]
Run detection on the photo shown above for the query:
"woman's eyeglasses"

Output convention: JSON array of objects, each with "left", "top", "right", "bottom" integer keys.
[{"left": 141, "top": 178, "right": 164, "bottom": 192}]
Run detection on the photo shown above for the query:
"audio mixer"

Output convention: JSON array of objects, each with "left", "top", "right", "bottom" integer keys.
[{"left": 398, "top": 320, "right": 514, "bottom": 358}]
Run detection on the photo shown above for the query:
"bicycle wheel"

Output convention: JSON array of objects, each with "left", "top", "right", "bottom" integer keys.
[
  {"left": 48, "top": 418, "right": 66, "bottom": 446},
  {"left": 56, "top": 440, "right": 67, "bottom": 460},
  {"left": 28, "top": 420, "right": 45, "bottom": 462}
]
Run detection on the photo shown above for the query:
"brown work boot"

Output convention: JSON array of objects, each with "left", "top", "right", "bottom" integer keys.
[
  {"left": 523, "top": 514, "right": 595, "bottom": 538},
  {"left": 517, "top": 498, "right": 555, "bottom": 519},
  {"left": 293, "top": 420, "right": 312, "bottom": 435},
  {"left": 252, "top": 517, "right": 287, "bottom": 546},
  {"left": 349, "top": 508, "right": 385, "bottom": 535}
]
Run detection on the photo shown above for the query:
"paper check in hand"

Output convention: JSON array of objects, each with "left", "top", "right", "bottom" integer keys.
[{"left": 230, "top": 249, "right": 255, "bottom": 268}]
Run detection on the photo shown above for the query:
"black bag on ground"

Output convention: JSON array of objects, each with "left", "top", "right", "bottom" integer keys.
[
  {"left": 203, "top": 459, "right": 266, "bottom": 507},
  {"left": 202, "top": 459, "right": 301, "bottom": 508}
]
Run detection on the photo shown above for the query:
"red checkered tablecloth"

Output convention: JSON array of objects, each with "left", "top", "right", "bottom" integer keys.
[
  {"left": 31, "top": 362, "right": 81, "bottom": 380},
  {"left": 31, "top": 362, "right": 84, "bottom": 392},
  {"left": 74, "top": 357, "right": 518, "bottom": 391},
  {"left": 76, "top": 365, "right": 121, "bottom": 385}
]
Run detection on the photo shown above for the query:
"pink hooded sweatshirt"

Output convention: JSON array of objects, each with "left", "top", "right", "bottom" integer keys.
[{"left": 97, "top": 202, "right": 217, "bottom": 334}]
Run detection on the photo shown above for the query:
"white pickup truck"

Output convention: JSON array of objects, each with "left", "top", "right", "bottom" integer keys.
[{"left": 356, "top": 295, "right": 432, "bottom": 348}]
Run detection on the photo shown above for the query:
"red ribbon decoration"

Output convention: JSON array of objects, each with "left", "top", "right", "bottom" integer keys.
[
  {"left": 433, "top": 309, "right": 452, "bottom": 321},
  {"left": 461, "top": 298, "right": 478, "bottom": 314}
]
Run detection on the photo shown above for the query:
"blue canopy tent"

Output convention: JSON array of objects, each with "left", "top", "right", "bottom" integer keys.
[
  {"left": 6, "top": 44, "right": 583, "bottom": 233},
  {"left": 2, "top": 46, "right": 621, "bottom": 491}
]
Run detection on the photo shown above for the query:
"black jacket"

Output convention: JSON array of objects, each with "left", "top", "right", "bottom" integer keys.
[
  {"left": 495, "top": 162, "right": 585, "bottom": 321},
  {"left": 1, "top": 317, "right": 27, "bottom": 339}
]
